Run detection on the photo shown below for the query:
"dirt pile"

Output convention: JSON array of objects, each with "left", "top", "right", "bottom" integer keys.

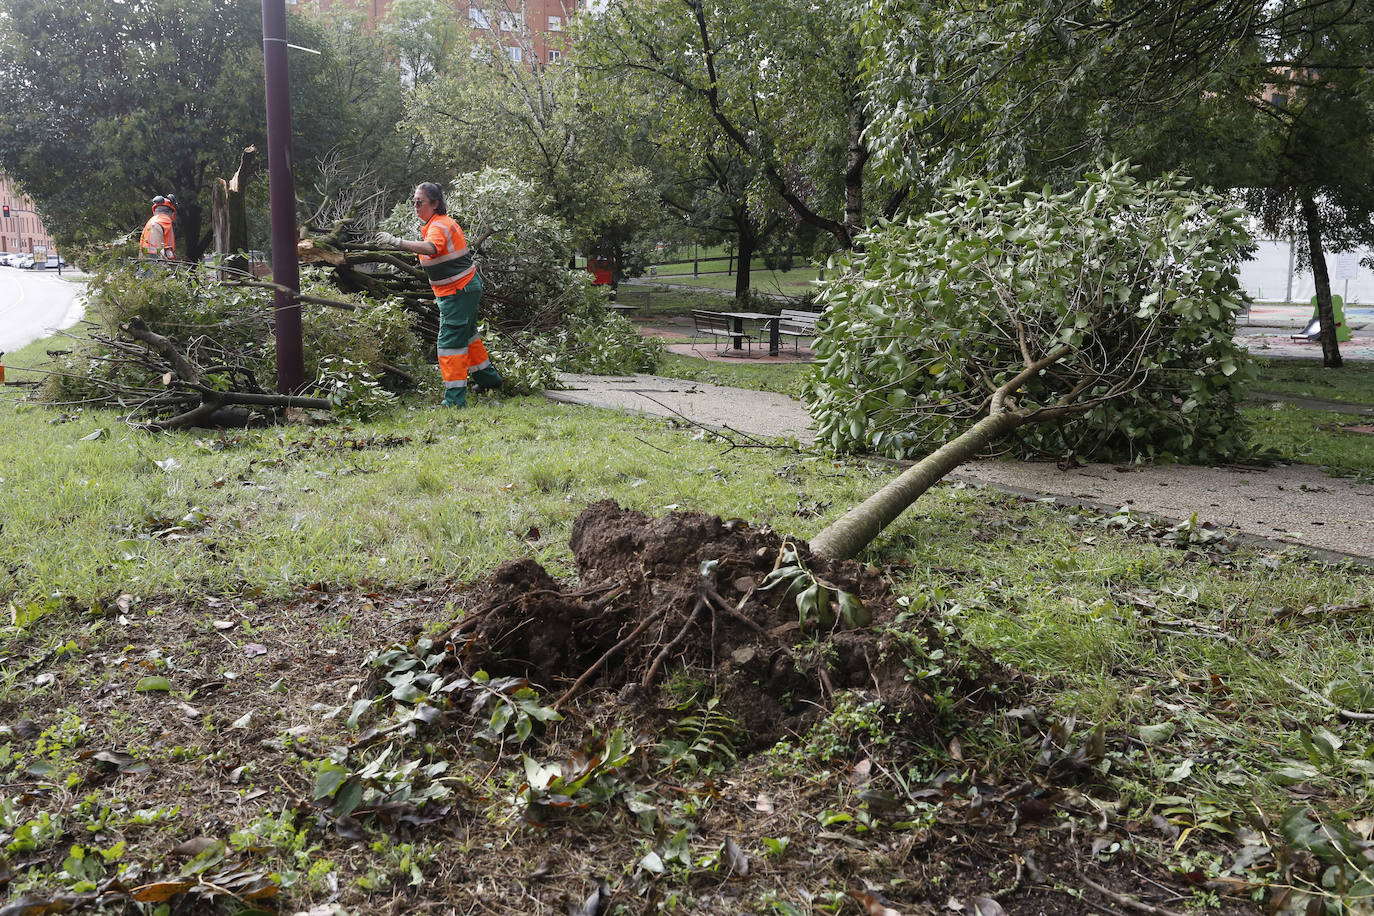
[{"left": 446, "top": 500, "right": 998, "bottom": 749}]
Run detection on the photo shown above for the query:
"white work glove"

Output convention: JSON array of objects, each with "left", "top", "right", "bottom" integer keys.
[{"left": 372, "top": 231, "right": 406, "bottom": 248}]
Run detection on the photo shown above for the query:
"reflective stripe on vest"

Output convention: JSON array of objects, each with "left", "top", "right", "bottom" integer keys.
[{"left": 418, "top": 215, "right": 475, "bottom": 289}]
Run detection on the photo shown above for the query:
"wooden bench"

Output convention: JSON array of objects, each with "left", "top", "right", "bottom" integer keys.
[
  {"left": 692, "top": 310, "right": 757, "bottom": 355},
  {"left": 775, "top": 308, "right": 823, "bottom": 351}
]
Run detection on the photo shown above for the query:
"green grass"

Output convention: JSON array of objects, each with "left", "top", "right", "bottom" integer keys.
[
  {"left": 1250, "top": 357, "right": 1374, "bottom": 406},
  {"left": 1242, "top": 402, "right": 1374, "bottom": 478},
  {"left": 644, "top": 269, "right": 821, "bottom": 297},
  {"left": 4, "top": 320, "right": 1374, "bottom": 913},
  {"left": 658, "top": 352, "right": 813, "bottom": 397},
  {"left": 624, "top": 285, "right": 737, "bottom": 316},
  {"left": 0, "top": 393, "right": 867, "bottom": 605}
]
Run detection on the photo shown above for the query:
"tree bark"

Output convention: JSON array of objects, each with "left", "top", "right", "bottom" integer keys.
[
  {"left": 844, "top": 95, "right": 868, "bottom": 236},
  {"left": 734, "top": 222, "right": 755, "bottom": 303},
  {"left": 1300, "top": 194, "right": 1343, "bottom": 368},
  {"left": 810, "top": 344, "right": 1072, "bottom": 561},
  {"left": 212, "top": 178, "right": 231, "bottom": 259},
  {"left": 808, "top": 408, "right": 1028, "bottom": 560},
  {"left": 228, "top": 145, "right": 257, "bottom": 255}
]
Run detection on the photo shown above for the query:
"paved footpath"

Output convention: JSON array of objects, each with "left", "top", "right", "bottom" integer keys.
[{"left": 548, "top": 371, "right": 1374, "bottom": 563}]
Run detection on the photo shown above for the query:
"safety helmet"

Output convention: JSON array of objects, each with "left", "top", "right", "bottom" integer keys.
[{"left": 151, "top": 195, "right": 177, "bottom": 213}]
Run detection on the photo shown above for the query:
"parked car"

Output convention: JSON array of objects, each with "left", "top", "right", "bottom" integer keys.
[
  {"left": 0, "top": 252, "right": 21, "bottom": 267},
  {"left": 14, "top": 254, "right": 34, "bottom": 269},
  {"left": 43, "top": 255, "right": 63, "bottom": 269}
]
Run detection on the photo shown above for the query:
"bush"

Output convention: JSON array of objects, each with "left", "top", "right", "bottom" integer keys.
[
  {"left": 805, "top": 161, "right": 1257, "bottom": 463},
  {"left": 39, "top": 264, "right": 428, "bottom": 416}
]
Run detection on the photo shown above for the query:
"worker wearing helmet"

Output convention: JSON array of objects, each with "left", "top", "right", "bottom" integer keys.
[
  {"left": 374, "top": 182, "right": 501, "bottom": 408},
  {"left": 139, "top": 195, "right": 178, "bottom": 261}
]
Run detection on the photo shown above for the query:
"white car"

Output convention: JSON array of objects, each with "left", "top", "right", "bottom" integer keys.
[
  {"left": 0, "top": 252, "right": 22, "bottom": 267},
  {"left": 14, "top": 254, "right": 34, "bottom": 269}
]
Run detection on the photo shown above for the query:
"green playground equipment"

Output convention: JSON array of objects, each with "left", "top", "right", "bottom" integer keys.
[{"left": 1295, "top": 294, "right": 1352, "bottom": 343}]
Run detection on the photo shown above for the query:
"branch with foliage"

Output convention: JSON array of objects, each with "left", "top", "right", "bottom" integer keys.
[{"left": 807, "top": 161, "right": 1256, "bottom": 560}]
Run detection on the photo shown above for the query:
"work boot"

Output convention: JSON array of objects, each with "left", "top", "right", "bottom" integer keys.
[
  {"left": 443, "top": 387, "right": 468, "bottom": 408},
  {"left": 470, "top": 366, "right": 503, "bottom": 394}
]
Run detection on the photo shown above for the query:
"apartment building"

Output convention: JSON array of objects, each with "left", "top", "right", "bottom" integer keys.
[
  {"left": 296, "top": 0, "right": 578, "bottom": 67},
  {"left": 0, "top": 174, "right": 55, "bottom": 256}
]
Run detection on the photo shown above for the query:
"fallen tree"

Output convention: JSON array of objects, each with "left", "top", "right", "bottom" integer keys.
[{"left": 807, "top": 161, "right": 1256, "bottom": 560}]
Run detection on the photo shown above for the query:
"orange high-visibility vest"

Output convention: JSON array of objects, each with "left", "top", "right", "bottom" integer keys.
[
  {"left": 140, "top": 209, "right": 176, "bottom": 258},
  {"left": 419, "top": 214, "right": 476, "bottom": 296}
]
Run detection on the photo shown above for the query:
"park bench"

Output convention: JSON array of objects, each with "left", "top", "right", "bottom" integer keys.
[
  {"left": 775, "top": 308, "right": 823, "bottom": 351},
  {"left": 692, "top": 310, "right": 757, "bottom": 355}
]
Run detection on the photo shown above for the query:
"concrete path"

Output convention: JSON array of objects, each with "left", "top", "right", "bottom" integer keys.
[{"left": 549, "top": 303, "right": 1374, "bottom": 561}]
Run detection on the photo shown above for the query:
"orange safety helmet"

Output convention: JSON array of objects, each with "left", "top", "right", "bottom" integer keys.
[{"left": 150, "top": 195, "right": 177, "bottom": 215}]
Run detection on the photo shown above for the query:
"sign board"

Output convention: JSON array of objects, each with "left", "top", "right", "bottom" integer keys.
[{"left": 1334, "top": 252, "right": 1360, "bottom": 280}]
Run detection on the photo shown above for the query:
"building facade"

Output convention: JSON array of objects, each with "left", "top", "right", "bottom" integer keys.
[
  {"left": 0, "top": 174, "right": 56, "bottom": 256},
  {"left": 296, "top": 0, "right": 577, "bottom": 68}
]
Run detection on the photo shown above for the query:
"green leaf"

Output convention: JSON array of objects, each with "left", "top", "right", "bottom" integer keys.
[
  {"left": 1137, "top": 722, "right": 1175, "bottom": 745},
  {"left": 313, "top": 762, "right": 348, "bottom": 800},
  {"left": 332, "top": 779, "right": 364, "bottom": 817},
  {"left": 135, "top": 676, "right": 173, "bottom": 693}
]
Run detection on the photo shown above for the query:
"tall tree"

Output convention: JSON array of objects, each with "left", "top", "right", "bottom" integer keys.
[
  {"left": 857, "top": 0, "right": 1374, "bottom": 366},
  {"left": 400, "top": 5, "right": 667, "bottom": 280},
  {"left": 0, "top": 0, "right": 388, "bottom": 262},
  {"left": 585, "top": 0, "right": 900, "bottom": 253}
]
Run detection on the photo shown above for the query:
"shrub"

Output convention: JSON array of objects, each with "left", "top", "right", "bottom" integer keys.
[{"left": 38, "top": 264, "right": 428, "bottom": 415}]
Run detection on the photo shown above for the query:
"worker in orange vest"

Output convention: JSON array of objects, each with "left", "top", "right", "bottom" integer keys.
[
  {"left": 139, "top": 195, "right": 178, "bottom": 261},
  {"left": 374, "top": 182, "right": 502, "bottom": 407}
]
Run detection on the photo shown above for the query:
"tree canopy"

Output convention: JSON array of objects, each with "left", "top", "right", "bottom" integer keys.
[
  {"left": 585, "top": 0, "right": 901, "bottom": 255},
  {"left": 0, "top": 0, "right": 415, "bottom": 262}
]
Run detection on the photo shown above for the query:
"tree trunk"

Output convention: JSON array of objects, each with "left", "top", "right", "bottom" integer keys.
[
  {"left": 810, "top": 343, "right": 1072, "bottom": 561},
  {"left": 212, "top": 179, "right": 230, "bottom": 257},
  {"left": 228, "top": 146, "right": 257, "bottom": 253},
  {"left": 1300, "top": 194, "right": 1343, "bottom": 368},
  {"left": 844, "top": 96, "right": 868, "bottom": 236},
  {"left": 734, "top": 226, "right": 755, "bottom": 303},
  {"left": 181, "top": 201, "right": 204, "bottom": 265},
  {"left": 809, "top": 408, "right": 1028, "bottom": 560}
]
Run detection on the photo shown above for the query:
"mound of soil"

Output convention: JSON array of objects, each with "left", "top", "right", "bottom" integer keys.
[{"left": 446, "top": 500, "right": 998, "bottom": 750}]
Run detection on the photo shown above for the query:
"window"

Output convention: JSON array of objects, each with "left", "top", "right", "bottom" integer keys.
[
  {"left": 548, "top": 48, "right": 561, "bottom": 63},
  {"left": 499, "top": 11, "right": 519, "bottom": 31},
  {"left": 548, "top": 15, "right": 562, "bottom": 30},
  {"left": 468, "top": 7, "right": 491, "bottom": 28},
  {"left": 505, "top": 45, "right": 522, "bottom": 62}
]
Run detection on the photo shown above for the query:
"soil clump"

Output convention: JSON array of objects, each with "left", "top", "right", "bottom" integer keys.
[{"left": 448, "top": 500, "right": 1000, "bottom": 751}]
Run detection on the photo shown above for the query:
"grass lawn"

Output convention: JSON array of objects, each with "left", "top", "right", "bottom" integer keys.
[
  {"left": 1, "top": 323, "right": 1372, "bottom": 914},
  {"left": 1250, "top": 357, "right": 1374, "bottom": 406},
  {"left": 641, "top": 270, "right": 821, "bottom": 298}
]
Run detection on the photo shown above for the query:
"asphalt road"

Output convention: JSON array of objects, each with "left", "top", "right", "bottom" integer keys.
[{"left": 0, "top": 267, "right": 87, "bottom": 354}]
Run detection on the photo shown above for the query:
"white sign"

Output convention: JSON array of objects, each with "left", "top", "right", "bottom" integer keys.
[{"left": 1334, "top": 252, "right": 1360, "bottom": 280}]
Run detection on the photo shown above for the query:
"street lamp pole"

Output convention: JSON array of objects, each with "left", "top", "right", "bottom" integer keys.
[{"left": 262, "top": 0, "right": 303, "bottom": 394}]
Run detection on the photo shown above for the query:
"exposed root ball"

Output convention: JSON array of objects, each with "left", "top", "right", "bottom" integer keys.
[{"left": 446, "top": 501, "right": 1003, "bottom": 750}]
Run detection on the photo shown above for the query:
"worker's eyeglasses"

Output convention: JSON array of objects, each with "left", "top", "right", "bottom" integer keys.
[{"left": 413, "top": 198, "right": 428, "bottom": 206}]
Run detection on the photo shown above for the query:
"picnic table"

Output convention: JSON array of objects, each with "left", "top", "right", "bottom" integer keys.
[{"left": 719, "top": 311, "right": 781, "bottom": 356}]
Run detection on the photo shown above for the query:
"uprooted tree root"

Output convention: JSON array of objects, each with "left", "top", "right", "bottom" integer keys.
[{"left": 434, "top": 500, "right": 1007, "bottom": 750}]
